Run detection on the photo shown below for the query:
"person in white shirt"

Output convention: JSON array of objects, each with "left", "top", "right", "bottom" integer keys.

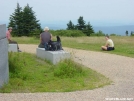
[{"left": 101, "top": 35, "right": 115, "bottom": 51}]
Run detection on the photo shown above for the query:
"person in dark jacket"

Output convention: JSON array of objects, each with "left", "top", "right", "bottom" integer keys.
[{"left": 38, "top": 27, "right": 52, "bottom": 48}]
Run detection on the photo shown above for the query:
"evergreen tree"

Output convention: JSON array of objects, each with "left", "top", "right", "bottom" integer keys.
[
  {"left": 131, "top": 31, "right": 133, "bottom": 36},
  {"left": 126, "top": 30, "right": 128, "bottom": 36},
  {"left": 67, "top": 20, "right": 75, "bottom": 30},
  {"left": 22, "top": 4, "right": 41, "bottom": 36},
  {"left": 8, "top": 3, "right": 41, "bottom": 36},
  {"left": 8, "top": 3, "right": 23, "bottom": 36},
  {"left": 85, "top": 22, "right": 94, "bottom": 36},
  {"left": 77, "top": 16, "right": 86, "bottom": 30},
  {"left": 8, "top": 17, "right": 15, "bottom": 36},
  {"left": 66, "top": 16, "right": 95, "bottom": 36}
]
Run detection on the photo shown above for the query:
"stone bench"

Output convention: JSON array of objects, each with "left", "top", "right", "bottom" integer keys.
[
  {"left": 36, "top": 48, "right": 70, "bottom": 64},
  {"left": 8, "top": 44, "right": 18, "bottom": 52}
]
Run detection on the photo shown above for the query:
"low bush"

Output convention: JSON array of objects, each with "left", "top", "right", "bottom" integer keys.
[
  {"left": 110, "top": 33, "right": 117, "bottom": 36},
  {"left": 131, "top": 33, "right": 134, "bottom": 36},
  {"left": 54, "top": 59, "right": 85, "bottom": 78},
  {"left": 91, "top": 30, "right": 105, "bottom": 36},
  {"left": 50, "top": 30, "right": 85, "bottom": 37}
]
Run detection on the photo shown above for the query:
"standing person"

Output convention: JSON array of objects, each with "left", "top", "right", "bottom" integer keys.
[
  {"left": 101, "top": 35, "right": 115, "bottom": 51},
  {"left": 6, "top": 27, "right": 21, "bottom": 52},
  {"left": 38, "top": 27, "right": 52, "bottom": 48}
]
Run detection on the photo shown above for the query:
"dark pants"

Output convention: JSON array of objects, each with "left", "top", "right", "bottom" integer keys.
[
  {"left": 9, "top": 40, "right": 19, "bottom": 49},
  {"left": 38, "top": 43, "right": 45, "bottom": 48},
  {"left": 107, "top": 47, "right": 115, "bottom": 51}
]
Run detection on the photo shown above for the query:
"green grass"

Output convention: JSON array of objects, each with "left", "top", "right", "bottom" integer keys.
[
  {"left": 12, "top": 36, "right": 134, "bottom": 58},
  {"left": 0, "top": 52, "right": 111, "bottom": 93}
]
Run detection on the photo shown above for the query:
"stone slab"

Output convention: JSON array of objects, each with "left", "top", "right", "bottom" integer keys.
[
  {"left": 0, "top": 38, "right": 9, "bottom": 88},
  {"left": 8, "top": 44, "right": 18, "bottom": 52},
  {"left": 0, "top": 24, "right": 6, "bottom": 39},
  {"left": 36, "top": 48, "right": 70, "bottom": 64}
]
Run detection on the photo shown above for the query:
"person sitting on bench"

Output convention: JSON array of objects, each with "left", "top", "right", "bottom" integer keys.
[
  {"left": 38, "top": 27, "right": 52, "bottom": 48},
  {"left": 6, "top": 27, "right": 21, "bottom": 52}
]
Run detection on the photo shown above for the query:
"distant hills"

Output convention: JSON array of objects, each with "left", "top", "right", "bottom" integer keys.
[{"left": 41, "top": 23, "right": 134, "bottom": 36}]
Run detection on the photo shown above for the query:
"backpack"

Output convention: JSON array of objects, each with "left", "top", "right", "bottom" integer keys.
[
  {"left": 44, "top": 36, "right": 63, "bottom": 51},
  {"left": 44, "top": 42, "right": 50, "bottom": 51}
]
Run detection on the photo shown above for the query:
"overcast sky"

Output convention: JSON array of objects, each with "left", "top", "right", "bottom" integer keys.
[{"left": 0, "top": 0, "right": 134, "bottom": 27}]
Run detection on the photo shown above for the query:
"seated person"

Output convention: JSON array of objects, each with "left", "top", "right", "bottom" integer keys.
[
  {"left": 6, "top": 27, "right": 21, "bottom": 52},
  {"left": 38, "top": 27, "right": 52, "bottom": 48},
  {"left": 101, "top": 35, "right": 114, "bottom": 51}
]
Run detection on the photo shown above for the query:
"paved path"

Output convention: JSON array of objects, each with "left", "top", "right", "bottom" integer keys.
[{"left": 0, "top": 44, "right": 134, "bottom": 101}]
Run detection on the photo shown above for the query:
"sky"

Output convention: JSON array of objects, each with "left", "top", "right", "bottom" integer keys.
[{"left": 0, "top": 0, "right": 134, "bottom": 28}]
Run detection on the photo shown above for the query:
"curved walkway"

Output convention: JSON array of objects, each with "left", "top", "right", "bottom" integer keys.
[{"left": 0, "top": 44, "right": 134, "bottom": 101}]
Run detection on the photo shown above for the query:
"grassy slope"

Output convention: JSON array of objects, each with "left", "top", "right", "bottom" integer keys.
[
  {"left": 62, "top": 36, "right": 134, "bottom": 58},
  {"left": 13, "top": 36, "right": 134, "bottom": 58},
  {"left": 0, "top": 52, "right": 111, "bottom": 93}
]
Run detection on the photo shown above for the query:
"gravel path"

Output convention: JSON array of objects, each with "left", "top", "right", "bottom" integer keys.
[{"left": 0, "top": 44, "right": 134, "bottom": 101}]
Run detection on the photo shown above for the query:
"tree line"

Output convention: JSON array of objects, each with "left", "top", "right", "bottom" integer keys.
[
  {"left": 8, "top": 3, "right": 133, "bottom": 37},
  {"left": 8, "top": 3, "right": 95, "bottom": 37},
  {"left": 66, "top": 16, "right": 94, "bottom": 36}
]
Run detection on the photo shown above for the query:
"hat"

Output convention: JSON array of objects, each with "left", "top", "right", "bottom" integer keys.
[
  {"left": 8, "top": 27, "right": 12, "bottom": 30},
  {"left": 44, "top": 27, "right": 49, "bottom": 31}
]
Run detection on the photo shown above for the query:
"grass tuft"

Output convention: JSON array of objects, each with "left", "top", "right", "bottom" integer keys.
[{"left": 54, "top": 59, "right": 84, "bottom": 78}]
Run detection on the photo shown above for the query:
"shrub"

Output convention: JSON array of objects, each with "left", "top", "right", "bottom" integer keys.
[
  {"left": 91, "top": 30, "right": 105, "bottom": 36},
  {"left": 110, "top": 33, "right": 117, "bottom": 36},
  {"left": 54, "top": 59, "right": 85, "bottom": 78},
  {"left": 131, "top": 33, "right": 134, "bottom": 36},
  {"left": 50, "top": 30, "right": 85, "bottom": 37}
]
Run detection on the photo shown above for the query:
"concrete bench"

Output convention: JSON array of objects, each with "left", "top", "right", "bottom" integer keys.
[
  {"left": 36, "top": 48, "right": 70, "bottom": 64},
  {"left": 8, "top": 44, "right": 17, "bottom": 52}
]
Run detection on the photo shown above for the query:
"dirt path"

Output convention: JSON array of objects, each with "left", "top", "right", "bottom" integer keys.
[{"left": 0, "top": 44, "right": 134, "bottom": 101}]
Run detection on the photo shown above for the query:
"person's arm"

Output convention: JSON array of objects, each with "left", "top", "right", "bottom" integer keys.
[
  {"left": 6, "top": 32, "right": 12, "bottom": 42},
  {"left": 105, "top": 40, "right": 109, "bottom": 47}
]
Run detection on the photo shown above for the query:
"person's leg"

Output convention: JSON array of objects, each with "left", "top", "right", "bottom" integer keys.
[
  {"left": 101, "top": 46, "right": 107, "bottom": 50},
  {"left": 9, "top": 40, "right": 21, "bottom": 52},
  {"left": 107, "top": 47, "right": 114, "bottom": 51},
  {"left": 38, "top": 43, "right": 45, "bottom": 48}
]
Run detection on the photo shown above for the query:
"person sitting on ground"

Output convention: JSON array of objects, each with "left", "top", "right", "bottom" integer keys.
[
  {"left": 6, "top": 27, "right": 21, "bottom": 52},
  {"left": 38, "top": 27, "right": 52, "bottom": 48},
  {"left": 101, "top": 35, "right": 115, "bottom": 51}
]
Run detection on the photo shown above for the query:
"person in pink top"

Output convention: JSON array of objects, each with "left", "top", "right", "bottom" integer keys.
[{"left": 6, "top": 27, "right": 21, "bottom": 52}]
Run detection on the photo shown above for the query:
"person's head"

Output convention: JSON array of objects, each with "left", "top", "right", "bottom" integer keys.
[
  {"left": 8, "top": 27, "right": 13, "bottom": 32},
  {"left": 44, "top": 27, "right": 49, "bottom": 32},
  {"left": 105, "top": 35, "right": 109, "bottom": 40}
]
